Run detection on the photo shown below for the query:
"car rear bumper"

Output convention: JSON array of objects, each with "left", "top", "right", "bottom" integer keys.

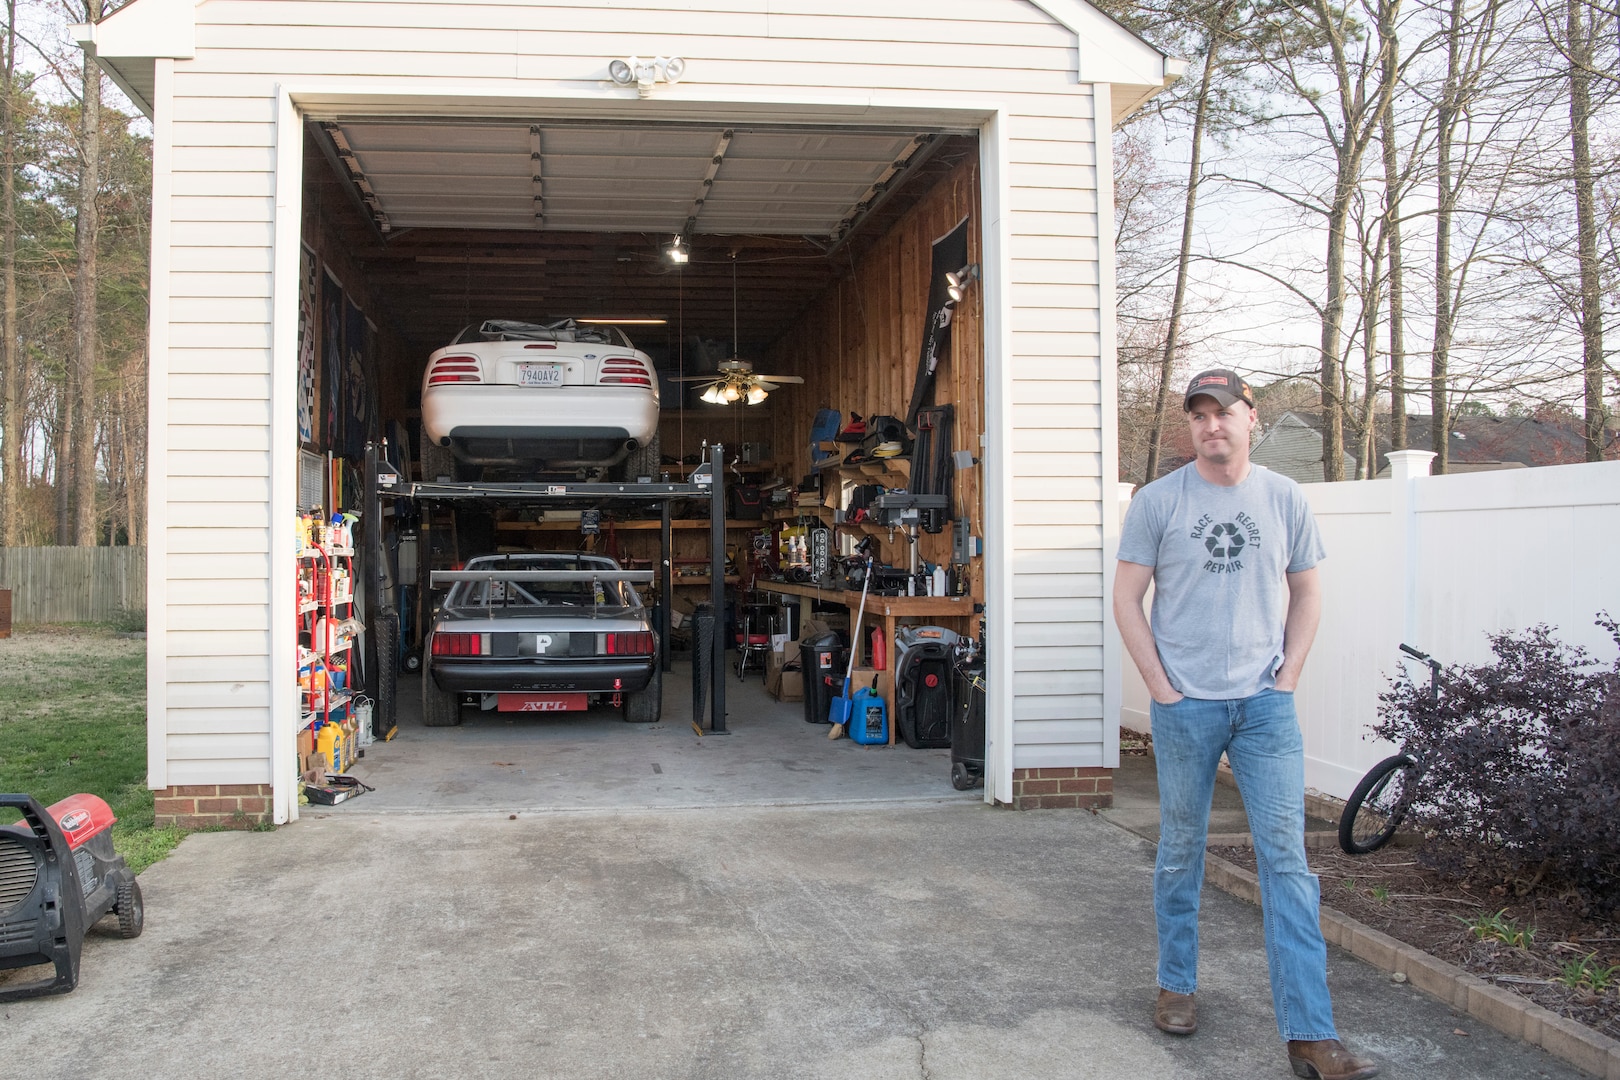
[
  {"left": 422, "top": 386, "right": 660, "bottom": 447},
  {"left": 430, "top": 659, "right": 655, "bottom": 694}
]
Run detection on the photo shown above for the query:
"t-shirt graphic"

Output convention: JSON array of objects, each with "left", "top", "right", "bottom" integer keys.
[{"left": 1190, "top": 513, "right": 1261, "bottom": 573}]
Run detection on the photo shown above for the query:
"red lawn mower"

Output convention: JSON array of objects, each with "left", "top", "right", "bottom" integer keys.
[{"left": 0, "top": 793, "right": 143, "bottom": 1001}]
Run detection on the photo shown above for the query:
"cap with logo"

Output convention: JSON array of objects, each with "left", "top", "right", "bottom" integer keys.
[{"left": 1184, "top": 368, "right": 1255, "bottom": 410}]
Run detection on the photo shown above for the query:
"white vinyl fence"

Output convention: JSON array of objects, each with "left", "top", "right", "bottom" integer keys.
[
  {"left": 1118, "top": 454, "right": 1620, "bottom": 800},
  {"left": 0, "top": 547, "right": 147, "bottom": 625}
]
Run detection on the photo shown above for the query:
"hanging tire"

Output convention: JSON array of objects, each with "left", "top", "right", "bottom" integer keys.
[
  {"left": 625, "top": 662, "right": 662, "bottom": 723},
  {"left": 115, "top": 877, "right": 144, "bottom": 939},
  {"left": 421, "top": 668, "right": 463, "bottom": 727},
  {"left": 1339, "top": 754, "right": 1419, "bottom": 854},
  {"left": 618, "top": 430, "right": 662, "bottom": 482}
]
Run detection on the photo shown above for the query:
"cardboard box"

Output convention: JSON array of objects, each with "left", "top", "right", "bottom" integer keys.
[
  {"left": 847, "top": 666, "right": 891, "bottom": 704},
  {"left": 775, "top": 668, "right": 804, "bottom": 702},
  {"left": 766, "top": 641, "right": 804, "bottom": 701},
  {"left": 297, "top": 728, "right": 315, "bottom": 761}
]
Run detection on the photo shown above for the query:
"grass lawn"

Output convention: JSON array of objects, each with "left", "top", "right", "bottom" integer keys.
[{"left": 0, "top": 624, "right": 185, "bottom": 873}]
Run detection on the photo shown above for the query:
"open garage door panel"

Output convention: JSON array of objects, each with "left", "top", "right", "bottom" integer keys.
[{"left": 305, "top": 116, "right": 976, "bottom": 354}]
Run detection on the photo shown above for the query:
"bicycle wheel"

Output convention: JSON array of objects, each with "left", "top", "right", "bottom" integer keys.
[{"left": 1339, "top": 754, "right": 1420, "bottom": 854}]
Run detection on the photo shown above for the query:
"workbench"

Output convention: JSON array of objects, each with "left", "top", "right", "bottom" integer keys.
[{"left": 755, "top": 578, "right": 977, "bottom": 739}]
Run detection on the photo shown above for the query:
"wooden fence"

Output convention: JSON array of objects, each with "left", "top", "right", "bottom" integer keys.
[{"left": 0, "top": 547, "right": 146, "bottom": 625}]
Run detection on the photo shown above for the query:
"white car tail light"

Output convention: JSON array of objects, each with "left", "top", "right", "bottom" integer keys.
[
  {"left": 427, "top": 355, "right": 483, "bottom": 385},
  {"left": 598, "top": 357, "right": 653, "bottom": 387}
]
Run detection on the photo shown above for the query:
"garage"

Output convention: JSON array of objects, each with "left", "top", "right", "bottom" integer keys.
[{"left": 74, "top": 0, "right": 1177, "bottom": 824}]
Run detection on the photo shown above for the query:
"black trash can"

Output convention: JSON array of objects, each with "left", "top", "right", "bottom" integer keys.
[
  {"left": 800, "top": 631, "right": 845, "bottom": 725},
  {"left": 950, "top": 658, "right": 986, "bottom": 789}
]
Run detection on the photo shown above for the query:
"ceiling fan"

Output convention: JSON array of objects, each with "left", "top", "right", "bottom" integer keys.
[
  {"left": 669, "top": 254, "right": 804, "bottom": 406},
  {"left": 672, "top": 358, "right": 804, "bottom": 405}
]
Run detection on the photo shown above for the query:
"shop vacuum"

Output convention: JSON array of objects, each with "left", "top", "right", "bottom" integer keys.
[{"left": 0, "top": 792, "right": 143, "bottom": 1001}]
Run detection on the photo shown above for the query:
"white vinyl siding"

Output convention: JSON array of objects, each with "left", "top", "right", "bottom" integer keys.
[{"left": 124, "top": 0, "right": 1165, "bottom": 801}]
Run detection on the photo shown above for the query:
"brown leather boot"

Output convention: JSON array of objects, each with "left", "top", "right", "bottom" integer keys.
[
  {"left": 1286, "top": 1039, "right": 1379, "bottom": 1079},
  {"left": 1153, "top": 988, "right": 1197, "bottom": 1035}
]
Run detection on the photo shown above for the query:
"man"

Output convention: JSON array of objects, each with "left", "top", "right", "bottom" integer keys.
[{"left": 1113, "top": 369, "right": 1378, "bottom": 1080}]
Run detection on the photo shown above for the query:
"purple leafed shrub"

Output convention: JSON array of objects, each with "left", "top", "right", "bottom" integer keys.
[{"left": 1372, "top": 614, "right": 1620, "bottom": 912}]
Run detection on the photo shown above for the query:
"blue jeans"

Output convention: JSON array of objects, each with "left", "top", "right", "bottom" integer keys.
[{"left": 1150, "top": 688, "right": 1338, "bottom": 1042}]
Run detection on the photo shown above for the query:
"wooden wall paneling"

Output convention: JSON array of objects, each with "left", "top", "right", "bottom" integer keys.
[{"left": 765, "top": 153, "right": 984, "bottom": 598}]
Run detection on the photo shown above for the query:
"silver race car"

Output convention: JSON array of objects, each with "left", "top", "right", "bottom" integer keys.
[{"left": 422, "top": 552, "right": 661, "bottom": 725}]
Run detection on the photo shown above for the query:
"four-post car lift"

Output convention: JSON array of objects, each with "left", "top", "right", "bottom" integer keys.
[{"left": 362, "top": 441, "right": 731, "bottom": 737}]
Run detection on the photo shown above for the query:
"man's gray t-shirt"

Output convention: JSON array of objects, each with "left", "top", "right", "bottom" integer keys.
[{"left": 1117, "top": 463, "right": 1325, "bottom": 700}]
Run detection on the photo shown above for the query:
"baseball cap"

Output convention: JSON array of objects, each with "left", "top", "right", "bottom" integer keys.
[{"left": 1184, "top": 368, "right": 1255, "bottom": 410}]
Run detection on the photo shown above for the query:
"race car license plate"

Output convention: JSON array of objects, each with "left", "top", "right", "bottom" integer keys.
[
  {"left": 498, "top": 693, "right": 587, "bottom": 713},
  {"left": 518, "top": 363, "right": 563, "bottom": 387}
]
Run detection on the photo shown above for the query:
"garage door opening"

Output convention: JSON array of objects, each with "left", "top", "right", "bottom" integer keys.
[{"left": 291, "top": 109, "right": 987, "bottom": 810}]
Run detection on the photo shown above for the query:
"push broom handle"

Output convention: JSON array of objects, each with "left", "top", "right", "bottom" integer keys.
[{"left": 844, "top": 555, "right": 873, "bottom": 688}]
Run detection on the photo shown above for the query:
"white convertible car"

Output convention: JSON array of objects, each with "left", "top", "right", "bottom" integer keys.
[{"left": 420, "top": 318, "right": 661, "bottom": 480}]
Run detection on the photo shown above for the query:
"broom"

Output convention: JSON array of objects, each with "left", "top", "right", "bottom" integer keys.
[{"left": 827, "top": 553, "right": 874, "bottom": 740}]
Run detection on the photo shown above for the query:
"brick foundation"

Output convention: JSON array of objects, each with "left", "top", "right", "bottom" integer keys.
[
  {"left": 153, "top": 784, "right": 272, "bottom": 829},
  {"left": 1009, "top": 767, "right": 1113, "bottom": 810}
]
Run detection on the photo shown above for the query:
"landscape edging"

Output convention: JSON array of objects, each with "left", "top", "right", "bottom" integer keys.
[{"left": 1203, "top": 852, "right": 1620, "bottom": 1080}]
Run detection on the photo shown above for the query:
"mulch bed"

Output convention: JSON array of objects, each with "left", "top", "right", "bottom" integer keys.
[{"left": 1210, "top": 843, "right": 1620, "bottom": 1041}]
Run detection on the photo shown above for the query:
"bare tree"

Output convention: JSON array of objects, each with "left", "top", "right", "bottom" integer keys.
[
  {"left": 0, "top": 0, "right": 16, "bottom": 546},
  {"left": 68, "top": 0, "right": 103, "bottom": 544},
  {"left": 1562, "top": 0, "right": 1607, "bottom": 460}
]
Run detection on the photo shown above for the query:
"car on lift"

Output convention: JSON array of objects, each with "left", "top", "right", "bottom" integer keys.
[
  {"left": 421, "top": 552, "right": 661, "bottom": 726},
  {"left": 420, "top": 318, "right": 662, "bottom": 481}
]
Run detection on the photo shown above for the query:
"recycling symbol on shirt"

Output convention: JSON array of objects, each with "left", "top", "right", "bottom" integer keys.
[{"left": 1205, "top": 522, "right": 1246, "bottom": 559}]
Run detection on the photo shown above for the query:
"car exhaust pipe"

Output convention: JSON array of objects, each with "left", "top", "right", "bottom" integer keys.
[{"left": 623, "top": 438, "right": 639, "bottom": 452}]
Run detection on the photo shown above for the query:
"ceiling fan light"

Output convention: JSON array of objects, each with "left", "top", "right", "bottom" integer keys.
[
  {"left": 700, "top": 383, "right": 725, "bottom": 404},
  {"left": 722, "top": 383, "right": 742, "bottom": 403},
  {"left": 746, "top": 386, "right": 768, "bottom": 405}
]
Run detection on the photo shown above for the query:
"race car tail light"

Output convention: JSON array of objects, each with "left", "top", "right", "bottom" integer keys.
[
  {"left": 597, "top": 357, "right": 653, "bottom": 387},
  {"left": 600, "top": 631, "right": 655, "bottom": 656},
  {"left": 427, "top": 355, "right": 483, "bottom": 385},
  {"left": 432, "top": 632, "right": 489, "bottom": 656}
]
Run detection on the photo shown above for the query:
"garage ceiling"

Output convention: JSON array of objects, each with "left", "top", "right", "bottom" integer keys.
[
  {"left": 326, "top": 119, "right": 932, "bottom": 237},
  {"left": 309, "top": 119, "right": 977, "bottom": 362}
]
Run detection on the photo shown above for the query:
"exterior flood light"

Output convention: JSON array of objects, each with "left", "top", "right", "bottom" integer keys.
[
  {"left": 946, "top": 263, "right": 980, "bottom": 303},
  {"left": 608, "top": 55, "right": 686, "bottom": 97}
]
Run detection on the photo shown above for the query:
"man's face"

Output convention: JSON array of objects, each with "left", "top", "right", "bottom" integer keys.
[{"left": 1186, "top": 395, "right": 1257, "bottom": 466}]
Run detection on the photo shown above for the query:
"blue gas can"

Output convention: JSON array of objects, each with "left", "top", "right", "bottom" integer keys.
[{"left": 848, "top": 685, "right": 889, "bottom": 745}]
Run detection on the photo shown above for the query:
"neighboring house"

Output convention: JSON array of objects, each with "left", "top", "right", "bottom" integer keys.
[
  {"left": 1373, "top": 413, "right": 1611, "bottom": 475},
  {"left": 1249, "top": 409, "right": 1609, "bottom": 482},
  {"left": 1251, "top": 411, "right": 1357, "bottom": 485}
]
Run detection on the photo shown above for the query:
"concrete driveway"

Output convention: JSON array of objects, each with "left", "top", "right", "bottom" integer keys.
[{"left": 0, "top": 801, "right": 1588, "bottom": 1079}]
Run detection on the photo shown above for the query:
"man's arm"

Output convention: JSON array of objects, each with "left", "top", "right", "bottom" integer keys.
[
  {"left": 1113, "top": 560, "right": 1183, "bottom": 705},
  {"left": 1273, "top": 566, "right": 1322, "bottom": 692}
]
